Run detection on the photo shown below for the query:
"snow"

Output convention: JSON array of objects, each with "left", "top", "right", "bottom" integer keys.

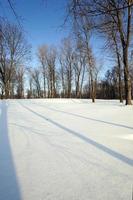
[{"left": 0, "top": 99, "right": 133, "bottom": 200}]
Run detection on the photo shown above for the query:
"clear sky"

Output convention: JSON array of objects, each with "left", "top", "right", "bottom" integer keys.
[
  {"left": 0, "top": 0, "right": 111, "bottom": 73},
  {"left": 0, "top": 0, "right": 69, "bottom": 65},
  {"left": 0, "top": 0, "right": 69, "bottom": 43}
]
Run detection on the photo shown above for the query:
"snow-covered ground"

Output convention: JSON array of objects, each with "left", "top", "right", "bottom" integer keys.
[{"left": 0, "top": 99, "right": 133, "bottom": 200}]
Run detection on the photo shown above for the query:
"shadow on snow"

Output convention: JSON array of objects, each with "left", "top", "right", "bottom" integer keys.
[
  {"left": 0, "top": 101, "right": 22, "bottom": 200},
  {"left": 19, "top": 101, "right": 133, "bottom": 167},
  {"left": 30, "top": 101, "right": 133, "bottom": 131}
]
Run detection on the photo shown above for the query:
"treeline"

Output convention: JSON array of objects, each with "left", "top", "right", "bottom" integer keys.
[
  {"left": 26, "top": 38, "right": 99, "bottom": 99},
  {"left": 67, "top": 0, "right": 133, "bottom": 105},
  {"left": 0, "top": 20, "right": 133, "bottom": 102},
  {"left": 0, "top": 0, "right": 133, "bottom": 105},
  {"left": 26, "top": 47, "right": 133, "bottom": 100}
]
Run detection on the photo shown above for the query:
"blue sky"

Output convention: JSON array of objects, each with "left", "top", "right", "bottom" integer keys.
[
  {"left": 0, "top": 0, "right": 111, "bottom": 73},
  {"left": 0, "top": 0, "right": 69, "bottom": 65},
  {"left": 0, "top": 0, "right": 69, "bottom": 44}
]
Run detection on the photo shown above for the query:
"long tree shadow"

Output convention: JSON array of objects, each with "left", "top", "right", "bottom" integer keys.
[
  {"left": 30, "top": 101, "right": 133, "bottom": 131},
  {"left": 0, "top": 101, "right": 22, "bottom": 200},
  {"left": 19, "top": 101, "right": 133, "bottom": 167}
]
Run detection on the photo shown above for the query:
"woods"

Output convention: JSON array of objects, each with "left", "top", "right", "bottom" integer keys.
[
  {"left": 68, "top": 0, "right": 133, "bottom": 104},
  {"left": 0, "top": 0, "right": 133, "bottom": 104}
]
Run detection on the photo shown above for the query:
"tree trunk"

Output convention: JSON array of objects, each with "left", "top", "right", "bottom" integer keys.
[
  {"left": 116, "top": 52, "right": 123, "bottom": 103},
  {"left": 90, "top": 69, "right": 95, "bottom": 103},
  {"left": 5, "top": 81, "right": 10, "bottom": 99},
  {"left": 43, "top": 76, "right": 46, "bottom": 98},
  {"left": 123, "top": 48, "right": 132, "bottom": 105}
]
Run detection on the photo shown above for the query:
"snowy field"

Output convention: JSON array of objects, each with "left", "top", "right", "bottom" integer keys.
[{"left": 0, "top": 99, "right": 133, "bottom": 200}]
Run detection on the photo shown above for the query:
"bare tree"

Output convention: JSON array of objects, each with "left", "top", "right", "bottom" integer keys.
[
  {"left": 37, "top": 45, "right": 58, "bottom": 98},
  {"left": 59, "top": 37, "right": 75, "bottom": 98},
  {"left": 102, "top": 22, "right": 124, "bottom": 102},
  {"left": 73, "top": 40, "right": 87, "bottom": 98},
  {"left": 68, "top": 1, "right": 99, "bottom": 102},
  {"left": 46, "top": 47, "right": 57, "bottom": 98},
  {"left": 111, "top": 32, "right": 123, "bottom": 103},
  {"left": 59, "top": 55, "right": 66, "bottom": 97},
  {"left": 0, "top": 19, "right": 30, "bottom": 98},
  {"left": 16, "top": 65, "right": 25, "bottom": 98},
  {"left": 68, "top": 0, "right": 133, "bottom": 104},
  {"left": 37, "top": 45, "right": 47, "bottom": 97},
  {"left": 31, "top": 68, "right": 42, "bottom": 98}
]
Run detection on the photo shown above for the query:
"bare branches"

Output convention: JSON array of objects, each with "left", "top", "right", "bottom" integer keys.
[
  {"left": 0, "top": 19, "right": 30, "bottom": 98},
  {"left": 7, "top": 0, "right": 22, "bottom": 28},
  {"left": 67, "top": 0, "right": 133, "bottom": 104}
]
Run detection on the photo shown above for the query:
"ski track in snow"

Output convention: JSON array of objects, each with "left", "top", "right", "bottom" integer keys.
[{"left": 0, "top": 99, "right": 133, "bottom": 200}]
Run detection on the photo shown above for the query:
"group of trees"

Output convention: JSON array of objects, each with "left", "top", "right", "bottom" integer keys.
[
  {"left": 68, "top": 0, "right": 133, "bottom": 104},
  {"left": 0, "top": 19, "right": 30, "bottom": 99},
  {"left": 0, "top": 0, "right": 133, "bottom": 105},
  {"left": 26, "top": 34, "right": 133, "bottom": 102},
  {"left": 27, "top": 38, "right": 90, "bottom": 99}
]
